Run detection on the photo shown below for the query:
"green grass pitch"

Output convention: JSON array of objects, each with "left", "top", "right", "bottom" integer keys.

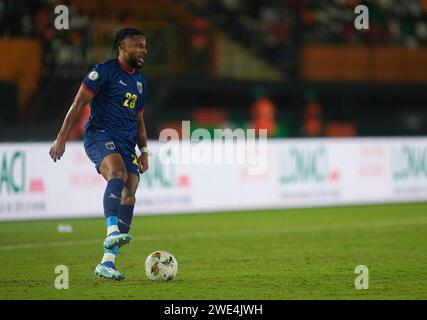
[{"left": 0, "top": 203, "right": 426, "bottom": 300}]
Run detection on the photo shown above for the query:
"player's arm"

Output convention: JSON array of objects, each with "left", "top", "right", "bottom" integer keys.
[
  {"left": 49, "top": 85, "right": 94, "bottom": 162},
  {"left": 136, "top": 110, "right": 149, "bottom": 174}
]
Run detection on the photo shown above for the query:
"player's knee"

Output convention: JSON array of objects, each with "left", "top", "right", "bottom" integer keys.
[{"left": 109, "top": 168, "right": 128, "bottom": 182}]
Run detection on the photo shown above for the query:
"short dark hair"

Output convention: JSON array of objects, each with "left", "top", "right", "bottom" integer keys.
[{"left": 112, "top": 28, "right": 145, "bottom": 55}]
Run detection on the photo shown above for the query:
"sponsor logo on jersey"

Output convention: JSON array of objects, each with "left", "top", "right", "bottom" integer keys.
[{"left": 119, "top": 80, "right": 127, "bottom": 86}]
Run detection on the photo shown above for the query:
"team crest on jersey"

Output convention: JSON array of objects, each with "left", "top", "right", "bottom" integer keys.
[
  {"left": 137, "top": 81, "right": 143, "bottom": 94},
  {"left": 88, "top": 71, "right": 99, "bottom": 81},
  {"left": 105, "top": 141, "right": 116, "bottom": 150}
]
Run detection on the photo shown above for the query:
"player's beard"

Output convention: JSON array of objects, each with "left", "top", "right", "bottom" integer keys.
[{"left": 130, "top": 55, "right": 143, "bottom": 70}]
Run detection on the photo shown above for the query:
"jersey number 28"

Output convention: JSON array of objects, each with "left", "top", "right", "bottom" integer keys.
[{"left": 123, "top": 92, "right": 138, "bottom": 109}]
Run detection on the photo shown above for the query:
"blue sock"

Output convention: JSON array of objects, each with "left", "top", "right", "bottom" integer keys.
[
  {"left": 103, "top": 178, "right": 125, "bottom": 236},
  {"left": 101, "top": 261, "right": 116, "bottom": 269},
  {"left": 101, "top": 206, "right": 134, "bottom": 266},
  {"left": 118, "top": 205, "right": 134, "bottom": 234}
]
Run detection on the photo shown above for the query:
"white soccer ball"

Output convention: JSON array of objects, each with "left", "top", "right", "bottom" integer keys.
[{"left": 145, "top": 250, "right": 178, "bottom": 282}]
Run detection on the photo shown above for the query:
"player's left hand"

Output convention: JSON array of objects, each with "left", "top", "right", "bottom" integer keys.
[{"left": 138, "top": 153, "right": 149, "bottom": 174}]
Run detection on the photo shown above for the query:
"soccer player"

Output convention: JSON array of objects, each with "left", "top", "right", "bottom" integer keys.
[{"left": 49, "top": 28, "right": 149, "bottom": 281}]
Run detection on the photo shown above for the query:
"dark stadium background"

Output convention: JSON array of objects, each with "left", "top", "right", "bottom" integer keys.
[{"left": 1, "top": 0, "right": 426, "bottom": 141}]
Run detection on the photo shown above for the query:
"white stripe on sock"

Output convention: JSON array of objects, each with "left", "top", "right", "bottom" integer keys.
[
  {"left": 101, "top": 253, "right": 116, "bottom": 264},
  {"left": 107, "top": 225, "right": 119, "bottom": 235}
]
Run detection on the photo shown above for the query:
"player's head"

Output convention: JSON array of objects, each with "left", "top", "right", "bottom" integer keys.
[{"left": 112, "top": 28, "right": 147, "bottom": 70}]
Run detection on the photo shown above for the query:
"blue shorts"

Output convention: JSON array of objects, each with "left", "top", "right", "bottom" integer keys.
[{"left": 84, "top": 129, "right": 140, "bottom": 177}]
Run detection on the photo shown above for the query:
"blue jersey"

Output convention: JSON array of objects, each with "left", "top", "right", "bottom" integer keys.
[{"left": 82, "top": 58, "right": 146, "bottom": 147}]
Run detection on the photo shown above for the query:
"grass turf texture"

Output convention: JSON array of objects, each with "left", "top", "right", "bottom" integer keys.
[{"left": 0, "top": 203, "right": 426, "bottom": 300}]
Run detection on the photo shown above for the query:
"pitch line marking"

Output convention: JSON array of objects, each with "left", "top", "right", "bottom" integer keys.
[{"left": 0, "top": 217, "right": 426, "bottom": 251}]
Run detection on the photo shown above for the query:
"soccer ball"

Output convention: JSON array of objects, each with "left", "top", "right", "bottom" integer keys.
[{"left": 145, "top": 250, "right": 178, "bottom": 282}]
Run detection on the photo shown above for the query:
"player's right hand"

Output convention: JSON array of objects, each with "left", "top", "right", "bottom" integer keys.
[{"left": 49, "top": 139, "right": 66, "bottom": 162}]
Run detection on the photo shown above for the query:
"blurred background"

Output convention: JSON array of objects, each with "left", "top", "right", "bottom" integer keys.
[
  {"left": 1, "top": 2, "right": 427, "bottom": 300},
  {"left": 0, "top": 0, "right": 427, "bottom": 141}
]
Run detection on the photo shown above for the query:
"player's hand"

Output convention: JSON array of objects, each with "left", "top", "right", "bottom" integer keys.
[
  {"left": 49, "top": 139, "right": 66, "bottom": 162},
  {"left": 138, "top": 152, "right": 149, "bottom": 174}
]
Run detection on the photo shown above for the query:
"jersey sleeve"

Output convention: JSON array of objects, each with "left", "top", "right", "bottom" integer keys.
[{"left": 81, "top": 63, "right": 108, "bottom": 96}]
